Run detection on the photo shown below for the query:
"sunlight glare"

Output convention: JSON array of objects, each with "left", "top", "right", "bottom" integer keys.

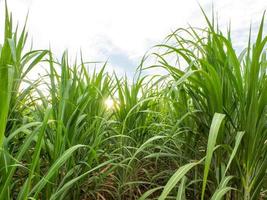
[{"left": 104, "top": 98, "right": 114, "bottom": 110}]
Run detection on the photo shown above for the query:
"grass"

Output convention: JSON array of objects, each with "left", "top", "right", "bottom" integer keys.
[{"left": 0, "top": 4, "right": 267, "bottom": 200}]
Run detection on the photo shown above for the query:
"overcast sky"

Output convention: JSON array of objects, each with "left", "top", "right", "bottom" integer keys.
[{"left": 1, "top": 0, "right": 267, "bottom": 76}]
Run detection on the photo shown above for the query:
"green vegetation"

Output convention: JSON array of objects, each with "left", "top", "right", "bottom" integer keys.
[{"left": 0, "top": 5, "right": 267, "bottom": 200}]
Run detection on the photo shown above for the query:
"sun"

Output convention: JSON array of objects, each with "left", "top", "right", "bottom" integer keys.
[{"left": 104, "top": 98, "right": 115, "bottom": 110}]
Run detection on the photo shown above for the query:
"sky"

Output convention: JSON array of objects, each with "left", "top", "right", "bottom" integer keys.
[{"left": 1, "top": 0, "right": 267, "bottom": 77}]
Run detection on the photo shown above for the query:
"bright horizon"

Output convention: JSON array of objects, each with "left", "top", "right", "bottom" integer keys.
[{"left": 1, "top": 0, "right": 267, "bottom": 76}]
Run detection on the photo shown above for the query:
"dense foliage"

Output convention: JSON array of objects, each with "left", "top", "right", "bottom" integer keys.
[{"left": 0, "top": 5, "right": 266, "bottom": 200}]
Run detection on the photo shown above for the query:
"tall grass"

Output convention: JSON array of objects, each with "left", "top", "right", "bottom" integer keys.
[
  {"left": 149, "top": 9, "right": 267, "bottom": 199},
  {"left": 0, "top": 4, "right": 266, "bottom": 200}
]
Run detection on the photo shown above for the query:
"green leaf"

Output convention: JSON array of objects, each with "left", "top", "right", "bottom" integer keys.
[{"left": 201, "top": 113, "right": 225, "bottom": 200}]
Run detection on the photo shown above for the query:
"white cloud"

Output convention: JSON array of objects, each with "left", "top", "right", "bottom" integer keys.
[{"left": 1, "top": 0, "right": 267, "bottom": 76}]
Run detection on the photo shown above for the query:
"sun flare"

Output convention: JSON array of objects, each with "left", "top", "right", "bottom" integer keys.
[{"left": 104, "top": 98, "right": 115, "bottom": 110}]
